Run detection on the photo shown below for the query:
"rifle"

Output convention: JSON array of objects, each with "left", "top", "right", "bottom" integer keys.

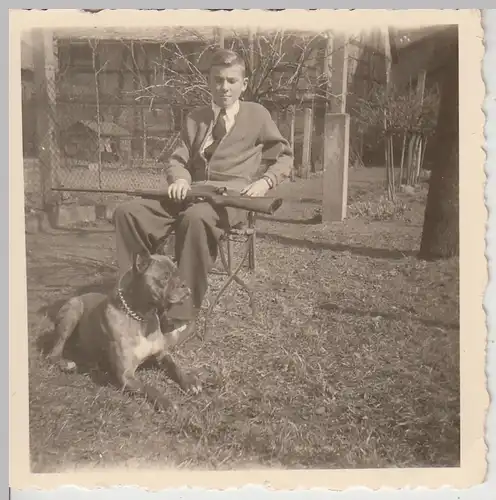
[{"left": 51, "top": 184, "right": 283, "bottom": 215}]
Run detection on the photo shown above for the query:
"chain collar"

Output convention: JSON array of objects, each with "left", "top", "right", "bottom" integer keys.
[{"left": 117, "top": 288, "right": 146, "bottom": 322}]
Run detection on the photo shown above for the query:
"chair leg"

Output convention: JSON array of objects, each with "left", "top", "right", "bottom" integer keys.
[
  {"left": 203, "top": 235, "right": 255, "bottom": 340},
  {"left": 227, "top": 238, "right": 232, "bottom": 273},
  {"left": 248, "top": 232, "right": 256, "bottom": 271},
  {"left": 248, "top": 212, "right": 256, "bottom": 271}
]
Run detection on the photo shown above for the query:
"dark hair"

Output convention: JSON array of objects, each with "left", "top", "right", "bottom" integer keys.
[{"left": 209, "top": 49, "right": 246, "bottom": 75}]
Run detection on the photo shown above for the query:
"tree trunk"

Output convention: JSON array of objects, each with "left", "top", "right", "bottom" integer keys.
[
  {"left": 418, "top": 39, "right": 459, "bottom": 260},
  {"left": 405, "top": 134, "right": 415, "bottom": 185},
  {"left": 399, "top": 131, "right": 406, "bottom": 185},
  {"left": 288, "top": 105, "right": 296, "bottom": 181},
  {"left": 420, "top": 136, "right": 428, "bottom": 171},
  {"left": 142, "top": 109, "right": 147, "bottom": 163},
  {"left": 388, "top": 135, "right": 395, "bottom": 200},
  {"left": 385, "top": 137, "right": 391, "bottom": 198},
  {"left": 414, "top": 136, "right": 423, "bottom": 184}
]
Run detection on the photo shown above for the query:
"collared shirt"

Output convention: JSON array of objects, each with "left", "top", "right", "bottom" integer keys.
[{"left": 201, "top": 100, "right": 240, "bottom": 153}]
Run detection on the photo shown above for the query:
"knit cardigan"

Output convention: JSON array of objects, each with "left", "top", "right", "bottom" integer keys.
[{"left": 163, "top": 101, "right": 294, "bottom": 191}]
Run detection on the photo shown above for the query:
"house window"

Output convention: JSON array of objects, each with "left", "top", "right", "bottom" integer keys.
[{"left": 69, "top": 42, "right": 94, "bottom": 68}]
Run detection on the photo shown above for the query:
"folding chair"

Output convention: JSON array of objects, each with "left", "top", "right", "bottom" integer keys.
[{"left": 153, "top": 209, "right": 258, "bottom": 340}]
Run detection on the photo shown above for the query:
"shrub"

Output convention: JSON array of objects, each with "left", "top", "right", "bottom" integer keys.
[{"left": 348, "top": 197, "right": 409, "bottom": 221}]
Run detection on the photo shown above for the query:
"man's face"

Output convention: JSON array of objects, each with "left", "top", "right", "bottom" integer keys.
[{"left": 209, "top": 64, "right": 248, "bottom": 109}]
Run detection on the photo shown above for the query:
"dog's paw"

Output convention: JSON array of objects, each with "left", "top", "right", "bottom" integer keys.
[
  {"left": 48, "top": 355, "right": 77, "bottom": 373},
  {"left": 57, "top": 360, "right": 77, "bottom": 373},
  {"left": 180, "top": 373, "right": 203, "bottom": 395},
  {"left": 155, "top": 397, "right": 179, "bottom": 414}
]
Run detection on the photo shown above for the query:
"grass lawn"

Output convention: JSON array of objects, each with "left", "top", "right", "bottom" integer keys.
[{"left": 25, "top": 167, "right": 460, "bottom": 472}]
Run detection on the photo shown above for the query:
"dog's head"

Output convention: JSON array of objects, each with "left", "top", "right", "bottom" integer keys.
[{"left": 131, "top": 252, "right": 191, "bottom": 308}]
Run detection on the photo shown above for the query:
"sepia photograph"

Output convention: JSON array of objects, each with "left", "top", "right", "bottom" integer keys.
[{"left": 9, "top": 8, "right": 487, "bottom": 491}]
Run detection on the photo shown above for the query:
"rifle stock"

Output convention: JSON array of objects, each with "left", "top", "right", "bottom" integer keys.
[{"left": 52, "top": 185, "right": 284, "bottom": 216}]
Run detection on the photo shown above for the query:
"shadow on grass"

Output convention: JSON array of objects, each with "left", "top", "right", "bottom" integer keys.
[
  {"left": 319, "top": 302, "right": 460, "bottom": 330},
  {"left": 257, "top": 231, "right": 417, "bottom": 260},
  {"left": 256, "top": 213, "right": 322, "bottom": 225},
  {"left": 37, "top": 226, "right": 116, "bottom": 236}
]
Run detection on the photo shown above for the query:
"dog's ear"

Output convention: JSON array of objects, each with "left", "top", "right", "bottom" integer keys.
[
  {"left": 132, "top": 252, "right": 152, "bottom": 274},
  {"left": 165, "top": 275, "right": 191, "bottom": 304}
]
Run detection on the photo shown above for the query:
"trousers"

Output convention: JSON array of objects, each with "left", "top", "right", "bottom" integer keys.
[{"left": 113, "top": 197, "right": 246, "bottom": 321}]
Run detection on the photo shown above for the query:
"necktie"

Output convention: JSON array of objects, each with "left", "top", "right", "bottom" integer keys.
[{"left": 204, "top": 108, "right": 227, "bottom": 160}]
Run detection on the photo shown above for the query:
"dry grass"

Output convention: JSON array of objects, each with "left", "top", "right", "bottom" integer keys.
[{"left": 26, "top": 168, "right": 459, "bottom": 472}]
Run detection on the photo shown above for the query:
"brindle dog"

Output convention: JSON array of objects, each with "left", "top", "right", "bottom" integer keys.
[{"left": 47, "top": 252, "right": 201, "bottom": 410}]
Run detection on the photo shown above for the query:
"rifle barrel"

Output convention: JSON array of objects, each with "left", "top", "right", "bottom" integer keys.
[{"left": 51, "top": 187, "right": 283, "bottom": 215}]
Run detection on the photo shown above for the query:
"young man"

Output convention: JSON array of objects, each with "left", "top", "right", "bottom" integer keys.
[{"left": 113, "top": 49, "right": 293, "bottom": 339}]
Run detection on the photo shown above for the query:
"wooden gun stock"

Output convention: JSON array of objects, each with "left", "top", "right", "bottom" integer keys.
[
  {"left": 52, "top": 185, "right": 284, "bottom": 215},
  {"left": 184, "top": 186, "right": 283, "bottom": 215}
]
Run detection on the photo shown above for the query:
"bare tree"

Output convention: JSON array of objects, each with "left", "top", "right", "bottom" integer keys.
[
  {"left": 119, "top": 28, "right": 355, "bottom": 178},
  {"left": 353, "top": 80, "right": 439, "bottom": 199},
  {"left": 125, "top": 29, "right": 327, "bottom": 107}
]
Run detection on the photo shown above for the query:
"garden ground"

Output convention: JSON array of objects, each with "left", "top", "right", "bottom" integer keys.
[{"left": 25, "top": 167, "right": 460, "bottom": 472}]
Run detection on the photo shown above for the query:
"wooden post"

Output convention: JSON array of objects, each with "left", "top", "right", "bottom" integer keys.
[
  {"left": 327, "top": 32, "right": 349, "bottom": 113},
  {"left": 216, "top": 27, "right": 225, "bottom": 49},
  {"left": 300, "top": 106, "right": 313, "bottom": 178},
  {"left": 382, "top": 26, "right": 395, "bottom": 199},
  {"left": 32, "top": 28, "right": 61, "bottom": 208},
  {"left": 412, "top": 69, "right": 427, "bottom": 184},
  {"left": 322, "top": 31, "right": 349, "bottom": 222},
  {"left": 286, "top": 106, "right": 296, "bottom": 181},
  {"left": 383, "top": 27, "right": 392, "bottom": 92},
  {"left": 270, "top": 109, "right": 279, "bottom": 126},
  {"left": 248, "top": 27, "right": 256, "bottom": 75},
  {"left": 416, "top": 69, "right": 427, "bottom": 104},
  {"left": 323, "top": 113, "right": 350, "bottom": 221},
  {"left": 314, "top": 37, "right": 331, "bottom": 172}
]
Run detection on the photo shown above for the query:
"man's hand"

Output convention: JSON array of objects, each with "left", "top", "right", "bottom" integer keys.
[
  {"left": 168, "top": 179, "right": 191, "bottom": 201},
  {"left": 240, "top": 178, "right": 271, "bottom": 197}
]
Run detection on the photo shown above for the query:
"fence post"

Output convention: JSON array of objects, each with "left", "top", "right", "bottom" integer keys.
[
  {"left": 300, "top": 106, "right": 313, "bottom": 178},
  {"left": 321, "top": 31, "right": 349, "bottom": 222},
  {"left": 323, "top": 113, "right": 350, "bottom": 222},
  {"left": 270, "top": 109, "right": 279, "bottom": 126},
  {"left": 216, "top": 27, "right": 225, "bottom": 49},
  {"left": 32, "top": 28, "right": 60, "bottom": 209},
  {"left": 327, "top": 32, "right": 349, "bottom": 113}
]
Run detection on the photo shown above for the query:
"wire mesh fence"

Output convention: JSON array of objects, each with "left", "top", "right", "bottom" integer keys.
[
  {"left": 52, "top": 71, "right": 188, "bottom": 191},
  {"left": 52, "top": 101, "right": 182, "bottom": 191},
  {"left": 22, "top": 33, "right": 195, "bottom": 210}
]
